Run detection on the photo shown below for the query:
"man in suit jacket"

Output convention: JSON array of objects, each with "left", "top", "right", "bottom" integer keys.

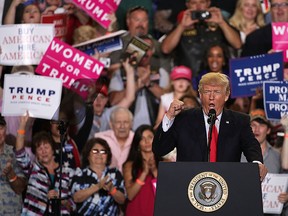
[
  {"left": 241, "top": 0, "right": 288, "bottom": 57},
  {"left": 152, "top": 72, "right": 268, "bottom": 181}
]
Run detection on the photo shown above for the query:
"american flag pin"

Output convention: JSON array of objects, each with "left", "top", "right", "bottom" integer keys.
[{"left": 226, "top": 121, "right": 229, "bottom": 124}]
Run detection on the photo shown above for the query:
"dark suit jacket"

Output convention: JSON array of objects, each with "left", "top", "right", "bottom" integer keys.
[
  {"left": 241, "top": 24, "right": 272, "bottom": 57},
  {"left": 152, "top": 108, "right": 263, "bottom": 163}
]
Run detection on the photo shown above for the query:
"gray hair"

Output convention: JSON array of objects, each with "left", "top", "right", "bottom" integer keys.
[{"left": 110, "top": 107, "right": 134, "bottom": 123}]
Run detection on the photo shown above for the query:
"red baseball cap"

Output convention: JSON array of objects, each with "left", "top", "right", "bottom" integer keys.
[
  {"left": 99, "top": 84, "right": 108, "bottom": 97},
  {"left": 170, "top": 65, "right": 192, "bottom": 81}
]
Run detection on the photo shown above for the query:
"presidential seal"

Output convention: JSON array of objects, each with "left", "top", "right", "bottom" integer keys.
[{"left": 187, "top": 171, "right": 228, "bottom": 212}]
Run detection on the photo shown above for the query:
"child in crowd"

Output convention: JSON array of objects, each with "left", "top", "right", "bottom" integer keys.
[{"left": 154, "top": 65, "right": 196, "bottom": 130}]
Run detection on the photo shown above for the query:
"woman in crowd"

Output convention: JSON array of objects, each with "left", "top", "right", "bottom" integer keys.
[
  {"left": 229, "top": 0, "right": 265, "bottom": 43},
  {"left": 71, "top": 137, "right": 126, "bottom": 215},
  {"left": 4, "top": 0, "right": 41, "bottom": 24},
  {"left": 193, "top": 42, "right": 230, "bottom": 91},
  {"left": 123, "top": 125, "right": 163, "bottom": 216},
  {"left": 15, "top": 115, "right": 74, "bottom": 215}
]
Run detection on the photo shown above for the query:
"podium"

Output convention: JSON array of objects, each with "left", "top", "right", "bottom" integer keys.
[{"left": 154, "top": 162, "right": 263, "bottom": 216}]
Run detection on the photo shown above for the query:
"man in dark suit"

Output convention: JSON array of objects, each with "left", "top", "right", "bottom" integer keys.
[
  {"left": 152, "top": 72, "right": 268, "bottom": 181},
  {"left": 241, "top": 0, "right": 288, "bottom": 57}
]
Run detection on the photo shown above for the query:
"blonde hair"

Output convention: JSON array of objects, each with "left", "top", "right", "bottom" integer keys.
[
  {"left": 164, "top": 82, "right": 196, "bottom": 98},
  {"left": 198, "top": 72, "right": 230, "bottom": 96},
  {"left": 229, "top": 0, "right": 265, "bottom": 32},
  {"left": 73, "top": 25, "right": 98, "bottom": 45}
]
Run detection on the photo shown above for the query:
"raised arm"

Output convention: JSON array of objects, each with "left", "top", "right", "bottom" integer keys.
[
  {"left": 115, "top": 59, "right": 136, "bottom": 108},
  {"left": 15, "top": 113, "right": 29, "bottom": 151},
  {"left": 207, "top": 7, "right": 242, "bottom": 49},
  {"left": 161, "top": 9, "right": 196, "bottom": 54},
  {"left": 3, "top": 0, "right": 23, "bottom": 24}
]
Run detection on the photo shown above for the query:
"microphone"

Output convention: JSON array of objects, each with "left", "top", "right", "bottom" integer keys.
[{"left": 207, "top": 109, "right": 216, "bottom": 125}]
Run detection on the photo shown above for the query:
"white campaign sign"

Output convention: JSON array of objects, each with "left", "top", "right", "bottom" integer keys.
[
  {"left": 0, "top": 24, "right": 54, "bottom": 65},
  {"left": 2, "top": 74, "right": 62, "bottom": 120},
  {"left": 262, "top": 173, "right": 288, "bottom": 214}
]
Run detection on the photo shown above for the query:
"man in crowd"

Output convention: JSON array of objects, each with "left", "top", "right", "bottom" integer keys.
[
  {"left": 108, "top": 5, "right": 170, "bottom": 73},
  {"left": 95, "top": 107, "right": 134, "bottom": 173},
  {"left": 109, "top": 35, "right": 169, "bottom": 130},
  {"left": 161, "top": 0, "right": 241, "bottom": 76},
  {"left": 241, "top": 0, "right": 288, "bottom": 56},
  {"left": 243, "top": 109, "right": 281, "bottom": 173}
]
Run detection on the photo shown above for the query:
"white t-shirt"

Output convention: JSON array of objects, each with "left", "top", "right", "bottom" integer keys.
[{"left": 160, "top": 92, "right": 174, "bottom": 111}]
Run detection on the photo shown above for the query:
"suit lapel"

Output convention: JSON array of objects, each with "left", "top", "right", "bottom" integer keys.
[
  {"left": 195, "top": 108, "right": 208, "bottom": 161},
  {"left": 217, "top": 110, "right": 231, "bottom": 160}
]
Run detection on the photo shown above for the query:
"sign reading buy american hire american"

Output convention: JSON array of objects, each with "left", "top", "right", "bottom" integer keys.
[{"left": 0, "top": 24, "right": 54, "bottom": 66}]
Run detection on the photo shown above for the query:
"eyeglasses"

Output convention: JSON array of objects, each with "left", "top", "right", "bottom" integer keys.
[
  {"left": 271, "top": 2, "right": 288, "bottom": 8},
  {"left": 91, "top": 149, "right": 107, "bottom": 155}
]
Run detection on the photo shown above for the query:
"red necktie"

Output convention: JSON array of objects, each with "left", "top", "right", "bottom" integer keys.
[{"left": 210, "top": 125, "right": 218, "bottom": 162}]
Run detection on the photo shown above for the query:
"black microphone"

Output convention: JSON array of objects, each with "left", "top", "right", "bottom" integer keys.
[{"left": 207, "top": 109, "right": 216, "bottom": 125}]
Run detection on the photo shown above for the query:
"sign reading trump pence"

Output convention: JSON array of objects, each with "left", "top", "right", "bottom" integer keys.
[
  {"left": 36, "top": 38, "right": 104, "bottom": 92},
  {"left": 229, "top": 52, "right": 283, "bottom": 98},
  {"left": 0, "top": 24, "right": 54, "bottom": 65},
  {"left": 2, "top": 74, "right": 62, "bottom": 120},
  {"left": 263, "top": 81, "right": 288, "bottom": 120}
]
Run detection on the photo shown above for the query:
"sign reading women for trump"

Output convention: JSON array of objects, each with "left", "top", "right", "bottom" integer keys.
[
  {"left": 272, "top": 22, "right": 288, "bottom": 62},
  {"left": 35, "top": 38, "right": 104, "bottom": 90},
  {"left": 0, "top": 24, "right": 54, "bottom": 65},
  {"left": 2, "top": 74, "right": 62, "bottom": 120},
  {"left": 72, "top": 0, "right": 122, "bottom": 29},
  {"left": 263, "top": 81, "right": 288, "bottom": 120},
  {"left": 262, "top": 173, "right": 288, "bottom": 214},
  {"left": 229, "top": 52, "right": 283, "bottom": 98}
]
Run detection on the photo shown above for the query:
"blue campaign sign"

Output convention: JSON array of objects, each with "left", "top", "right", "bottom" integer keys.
[
  {"left": 229, "top": 52, "right": 283, "bottom": 98},
  {"left": 263, "top": 81, "right": 288, "bottom": 120}
]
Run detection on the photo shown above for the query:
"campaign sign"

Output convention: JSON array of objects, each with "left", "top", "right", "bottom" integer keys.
[
  {"left": 35, "top": 38, "right": 104, "bottom": 90},
  {"left": 41, "top": 13, "right": 68, "bottom": 41},
  {"left": 263, "top": 81, "right": 288, "bottom": 120},
  {"left": 230, "top": 52, "right": 283, "bottom": 98},
  {"left": 0, "top": 24, "right": 54, "bottom": 65},
  {"left": 72, "top": 0, "right": 121, "bottom": 29},
  {"left": 73, "top": 30, "right": 126, "bottom": 55},
  {"left": 105, "top": 0, "right": 122, "bottom": 11},
  {"left": 272, "top": 22, "right": 288, "bottom": 62},
  {"left": 2, "top": 74, "right": 62, "bottom": 120},
  {"left": 262, "top": 173, "right": 288, "bottom": 214}
]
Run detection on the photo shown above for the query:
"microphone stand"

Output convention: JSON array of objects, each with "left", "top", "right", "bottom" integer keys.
[
  {"left": 207, "top": 116, "right": 216, "bottom": 162},
  {"left": 50, "top": 120, "right": 67, "bottom": 216}
]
